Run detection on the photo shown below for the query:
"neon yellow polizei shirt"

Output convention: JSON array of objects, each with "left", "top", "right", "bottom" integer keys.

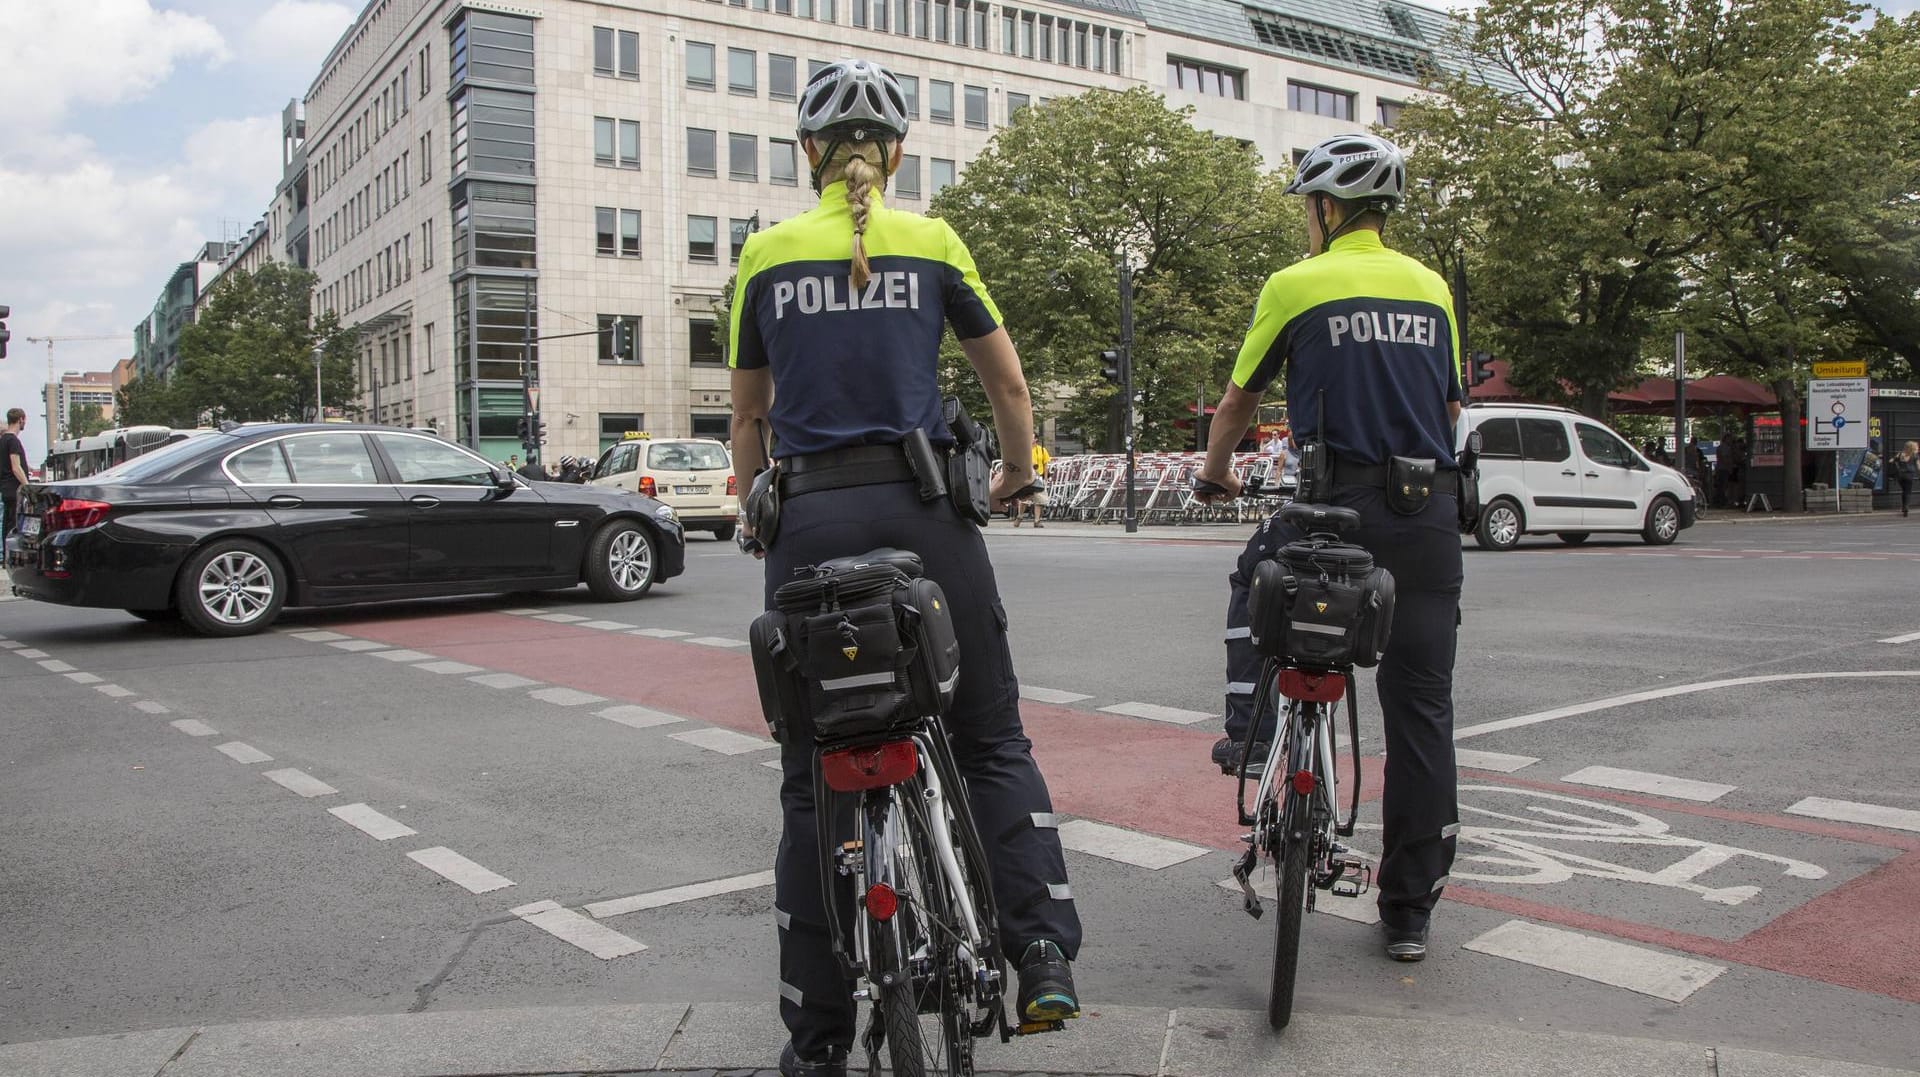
[
  {"left": 729, "top": 181, "right": 1002, "bottom": 456},
  {"left": 1231, "top": 230, "right": 1461, "bottom": 465}
]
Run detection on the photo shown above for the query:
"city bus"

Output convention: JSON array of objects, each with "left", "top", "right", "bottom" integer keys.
[{"left": 42, "top": 426, "right": 210, "bottom": 481}]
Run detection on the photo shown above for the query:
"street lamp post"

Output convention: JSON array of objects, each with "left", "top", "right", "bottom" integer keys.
[{"left": 311, "top": 343, "right": 325, "bottom": 422}]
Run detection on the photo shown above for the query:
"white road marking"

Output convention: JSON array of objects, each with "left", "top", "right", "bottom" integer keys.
[
  {"left": 262, "top": 768, "right": 338, "bottom": 798},
  {"left": 1561, "top": 765, "right": 1735, "bottom": 803},
  {"left": 586, "top": 870, "right": 778, "bottom": 919},
  {"left": 1463, "top": 919, "right": 1726, "bottom": 1003},
  {"left": 0, "top": 640, "right": 20, "bottom": 648},
  {"left": 133, "top": 700, "right": 171, "bottom": 715},
  {"left": 512, "top": 900, "right": 648, "bottom": 958},
  {"left": 1832, "top": 556, "right": 1887, "bottom": 561},
  {"left": 1098, "top": 701, "right": 1215, "bottom": 725},
  {"left": 1021, "top": 686, "right": 1094, "bottom": 705},
  {"left": 1056, "top": 819, "right": 1208, "bottom": 870},
  {"left": 685, "top": 636, "right": 750, "bottom": 648},
  {"left": 501, "top": 607, "right": 546, "bottom": 615},
  {"left": 1762, "top": 555, "right": 1813, "bottom": 560},
  {"left": 530, "top": 686, "right": 606, "bottom": 707},
  {"left": 1225, "top": 871, "right": 1387, "bottom": 926},
  {"left": 669, "top": 727, "right": 778, "bottom": 755},
  {"left": 1456, "top": 671, "right": 1920, "bottom": 741},
  {"left": 533, "top": 613, "right": 589, "bottom": 623},
  {"left": 64, "top": 672, "right": 103, "bottom": 685},
  {"left": 291, "top": 631, "right": 351, "bottom": 642},
  {"left": 328, "top": 639, "right": 389, "bottom": 652},
  {"left": 1785, "top": 796, "right": 1920, "bottom": 834},
  {"left": 368, "top": 648, "right": 433, "bottom": 662},
  {"left": 761, "top": 759, "right": 785, "bottom": 771},
  {"left": 469, "top": 672, "right": 541, "bottom": 689},
  {"left": 1877, "top": 629, "right": 1920, "bottom": 645},
  {"left": 328, "top": 803, "right": 419, "bottom": 840},
  {"left": 37, "top": 658, "right": 75, "bottom": 672},
  {"left": 632, "top": 628, "right": 692, "bottom": 639},
  {"left": 1455, "top": 749, "right": 1539, "bottom": 773},
  {"left": 170, "top": 719, "right": 218, "bottom": 737},
  {"left": 16, "top": 648, "right": 48, "bottom": 658},
  {"left": 414, "top": 660, "right": 484, "bottom": 675},
  {"left": 577, "top": 620, "right": 633, "bottom": 631},
  {"left": 597, "top": 704, "right": 686, "bottom": 730},
  {"left": 407, "top": 847, "right": 515, "bottom": 893},
  {"left": 96, "top": 684, "right": 133, "bottom": 698},
  {"left": 214, "top": 741, "right": 273, "bottom": 764},
  {"left": 1693, "top": 555, "right": 1742, "bottom": 559}
]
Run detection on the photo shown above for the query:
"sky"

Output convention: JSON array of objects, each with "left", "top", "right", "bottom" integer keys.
[{"left": 1, "top": 0, "right": 1915, "bottom": 463}]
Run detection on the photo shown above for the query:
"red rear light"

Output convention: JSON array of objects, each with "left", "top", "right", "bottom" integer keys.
[
  {"left": 639, "top": 476, "right": 657, "bottom": 498},
  {"left": 865, "top": 883, "right": 898, "bottom": 921},
  {"left": 1292, "top": 769, "right": 1317, "bottom": 796},
  {"left": 44, "top": 499, "right": 112, "bottom": 534},
  {"left": 820, "top": 741, "right": 919, "bottom": 792},
  {"left": 726, "top": 474, "right": 738, "bottom": 496},
  {"left": 1277, "top": 670, "right": 1344, "bottom": 703}
]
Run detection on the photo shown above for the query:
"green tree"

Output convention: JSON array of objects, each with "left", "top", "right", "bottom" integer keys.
[
  {"left": 66, "top": 403, "right": 111, "bottom": 438},
  {"left": 115, "top": 373, "right": 192, "bottom": 428},
  {"left": 170, "top": 263, "right": 358, "bottom": 423},
  {"left": 931, "top": 88, "right": 1301, "bottom": 451}
]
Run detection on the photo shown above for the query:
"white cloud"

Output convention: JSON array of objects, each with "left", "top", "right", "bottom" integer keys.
[
  {"left": 0, "top": 0, "right": 228, "bottom": 137},
  {"left": 242, "top": 1, "right": 357, "bottom": 73}
]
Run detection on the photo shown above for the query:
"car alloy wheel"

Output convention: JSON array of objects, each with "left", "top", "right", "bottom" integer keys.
[
  {"left": 1481, "top": 502, "right": 1521, "bottom": 550},
  {"left": 197, "top": 550, "right": 277, "bottom": 626},
  {"left": 608, "top": 527, "right": 653, "bottom": 593},
  {"left": 1646, "top": 498, "right": 1680, "bottom": 545}
]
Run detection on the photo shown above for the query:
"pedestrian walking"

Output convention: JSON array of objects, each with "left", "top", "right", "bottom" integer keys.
[
  {"left": 2, "top": 408, "right": 29, "bottom": 537},
  {"left": 728, "top": 58, "right": 1079, "bottom": 1077},
  {"left": 1194, "top": 133, "right": 1463, "bottom": 964},
  {"left": 1014, "top": 437, "right": 1049, "bottom": 527},
  {"left": 1895, "top": 441, "right": 1918, "bottom": 518}
]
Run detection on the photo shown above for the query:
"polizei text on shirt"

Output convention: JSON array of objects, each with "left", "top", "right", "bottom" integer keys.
[
  {"left": 773, "top": 271, "right": 923, "bottom": 319},
  {"left": 1327, "top": 310, "right": 1443, "bottom": 348}
]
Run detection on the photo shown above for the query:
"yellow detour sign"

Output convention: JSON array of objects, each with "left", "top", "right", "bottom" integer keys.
[{"left": 1813, "top": 361, "right": 1868, "bottom": 378}]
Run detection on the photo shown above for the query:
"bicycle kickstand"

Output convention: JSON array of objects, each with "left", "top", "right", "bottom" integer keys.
[{"left": 1231, "top": 847, "right": 1263, "bottom": 919}]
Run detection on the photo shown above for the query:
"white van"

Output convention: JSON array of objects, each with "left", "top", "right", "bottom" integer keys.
[
  {"left": 590, "top": 435, "right": 740, "bottom": 540},
  {"left": 1458, "top": 403, "right": 1697, "bottom": 550}
]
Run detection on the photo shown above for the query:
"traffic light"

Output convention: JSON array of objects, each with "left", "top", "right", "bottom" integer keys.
[
  {"left": 515, "top": 416, "right": 530, "bottom": 442},
  {"left": 529, "top": 416, "right": 546, "bottom": 444},
  {"left": 0, "top": 305, "right": 10, "bottom": 360},
  {"left": 1468, "top": 351, "right": 1495, "bottom": 387},
  {"left": 609, "top": 320, "right": 633, "bottom": 362},
  {"left": 1099, "top": 348, "right": 1125, "bottom": 385}
]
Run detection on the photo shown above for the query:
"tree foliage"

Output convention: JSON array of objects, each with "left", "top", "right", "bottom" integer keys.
[
  {"left": 67, "top": 404, "right": 111, "bottom": 439},
  {"left": 932, "top": 88, "right": 1302, "bottom": 450}
]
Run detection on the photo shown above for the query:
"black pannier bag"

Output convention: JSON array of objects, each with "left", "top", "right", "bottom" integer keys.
[
  {"left": 1247, "top": 538, "right": 1396, "bottom": 668},
  {"left": 749, "top": 549, "right": 961, "bottom": 745}
]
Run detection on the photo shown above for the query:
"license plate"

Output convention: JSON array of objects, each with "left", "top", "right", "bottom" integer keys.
[
  {"left": 19, "top": 517, "right": 39, "bottom": 537},
  {"left": 674, "top": 485, "right": 711, "bottom": 495}
]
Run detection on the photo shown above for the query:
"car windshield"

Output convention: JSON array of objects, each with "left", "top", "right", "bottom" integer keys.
[
  {"left": 83, "top": 432, "right": 224, "bottom": 484},
  {"left": 648, "top": 442, "right": 728, "bottom": 470}
]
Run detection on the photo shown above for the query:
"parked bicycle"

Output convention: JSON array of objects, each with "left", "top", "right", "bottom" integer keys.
[{"left": 752, "top": 548, "right": 1064, "bottom": 1075}]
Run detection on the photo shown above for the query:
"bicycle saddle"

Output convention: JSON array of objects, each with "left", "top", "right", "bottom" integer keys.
[
  {"left": 1280, "top": 503, "right": 1362, "bottom": 535},
  {"left": 812, "top": 547, "right": 925, "bottom": 578}
]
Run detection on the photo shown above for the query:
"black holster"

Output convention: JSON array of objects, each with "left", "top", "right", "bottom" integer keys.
[
  {"left": 942, "top": 397, "right": 992, "bottom": 526},
  {"left": 1296, "top": 441, "right": 1330, "bottom": 504},
  {"left": 902, "top": 428, "right": 949, "bottom": 504},
  {"left": 745, "top": 466, "right": 782, "bottom": 547}
]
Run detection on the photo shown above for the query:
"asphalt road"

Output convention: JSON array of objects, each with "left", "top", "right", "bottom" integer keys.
[{"left": 3, "top": 514, "right": 1917, "bottom": 1070}]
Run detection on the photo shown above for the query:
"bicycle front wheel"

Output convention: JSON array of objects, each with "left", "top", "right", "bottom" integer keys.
[{"left": 1269, "top": 789, "right": 1312, "bottom": 1030}]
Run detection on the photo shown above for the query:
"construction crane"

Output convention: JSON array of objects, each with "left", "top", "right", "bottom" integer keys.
[{"left": 24, "top": 333, "right": 127, "bottom": 442}]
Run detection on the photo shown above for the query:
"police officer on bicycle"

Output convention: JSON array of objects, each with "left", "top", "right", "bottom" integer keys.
[
  {"left": 729, "top": 58, "right": 1082, "bottom": 1076},
  {"left": 1195, "top": 133, "right": 1463, "bottom": 963}
]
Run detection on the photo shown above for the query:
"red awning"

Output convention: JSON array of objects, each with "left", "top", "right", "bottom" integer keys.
[{"left": 1609, "top": 375, "right": 1778, "bottom": 415}]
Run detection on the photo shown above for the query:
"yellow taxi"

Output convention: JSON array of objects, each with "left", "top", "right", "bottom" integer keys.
[{"left": 590, "top": 433, "right": 740, "bottom": 540}]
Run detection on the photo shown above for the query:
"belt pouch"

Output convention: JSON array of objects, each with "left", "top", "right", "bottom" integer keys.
[
  {"left": 1386, "top": 456, "right": 1438, "bottom": 516},
  {"left": 1296, "top": 441, "right": 1330, "bottom": 504},
  {"left": 903, "top": 429, "right": 949, "bottom": 504}
]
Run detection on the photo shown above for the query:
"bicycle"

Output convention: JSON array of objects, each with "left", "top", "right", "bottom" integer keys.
[{"left": 758, "top": 548, "right": 1063, "bottom": 1076}]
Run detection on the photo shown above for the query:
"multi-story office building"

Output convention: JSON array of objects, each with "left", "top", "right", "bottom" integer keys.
[
  {"left": 41, "top": 363, "right": 134, "bottom": 451},
  {"left": 302, "top": 0, "right": 1484, "bottom": 461},
  {"left": 132, "top": 241, "right": 233, "bottom": 382}
]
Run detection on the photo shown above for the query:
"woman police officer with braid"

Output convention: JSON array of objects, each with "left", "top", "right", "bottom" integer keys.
[{"left": 728, "top": 59, "right": 1081, "bottom": 1077}]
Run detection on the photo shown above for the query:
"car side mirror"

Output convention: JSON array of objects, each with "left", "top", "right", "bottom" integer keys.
[{"left": 490, "top": 466, "right": 517, "bottom": 494}]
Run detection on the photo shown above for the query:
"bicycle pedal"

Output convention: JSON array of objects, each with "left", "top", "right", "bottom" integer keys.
[
  {"left": 1328, "top": 859, "right": 1372, "bottom": 898},
  {"left": 1015, "top": 1018, "right": 1067, "bottom": 1036},
  {"left": 1232, "top": 852, "right": 1264, "bottom": 918}
]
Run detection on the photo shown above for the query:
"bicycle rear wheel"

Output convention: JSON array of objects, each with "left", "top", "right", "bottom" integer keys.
[
  {"left": 877, "top": 782, "right": 977, "bottom": 1076},
  {"left": 1269, "top": 789, "right": 1312, "bottom": 1030}
]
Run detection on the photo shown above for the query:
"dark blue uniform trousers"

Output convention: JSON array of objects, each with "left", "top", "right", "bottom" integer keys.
[
  {"left": 765, "top": 480, "right": 1082, "bottom": 1058},
  {"left": 1222, "top": 486, "right": 1462, "bottom": 930}
]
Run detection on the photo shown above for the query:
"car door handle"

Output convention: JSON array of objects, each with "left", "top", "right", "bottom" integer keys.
[
  {"left": 267, "top": 494, "right": 304, "bottom": 508},
  {"left": 1585, "top": 472, "right": 1600, "bottom": 479},
  {"left": 409, "top": 494, "right": 441, "bottom": 507},
  {"left": 1561, "top": 470, "right": 1577, "bottom": 477}
]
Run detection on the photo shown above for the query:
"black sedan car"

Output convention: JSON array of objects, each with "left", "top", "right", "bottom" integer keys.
[{"left": 5, "top": 424, "right": 685, "bottom": 636}]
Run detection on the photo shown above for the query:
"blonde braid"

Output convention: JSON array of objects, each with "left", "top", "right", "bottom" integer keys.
[{"left": 835, "top": 142, "right": 889, "bottom": 290}]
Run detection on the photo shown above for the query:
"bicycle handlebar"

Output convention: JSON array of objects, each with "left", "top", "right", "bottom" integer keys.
[{"left": 1192, "top": 476, "right": 1276, "bottom": 499}]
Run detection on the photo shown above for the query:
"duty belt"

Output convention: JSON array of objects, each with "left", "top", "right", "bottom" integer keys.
[
  {"left": 1329, "top": 455, "right": 1461, "bottom": 496},
  {"left": 780, "top": 443, "right": 916, "bottom": 498}
]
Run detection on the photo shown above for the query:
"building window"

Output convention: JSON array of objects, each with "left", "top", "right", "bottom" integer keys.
[
  {"left": 593, "top": 27, "right": 614, "bottom": 75},
  {"left": 594, "top": 116, "right": 615, "bottom": 165},
  {"left": 930, "top": 80, "right": 954, "bottom": 124},
  {"left": 1168, "top": 57, "right": 1247, "bottom": 100},
  {"left": 620, "top": 209, "right": 641, "bottom": 257},
  {"left": 449, "top": 86, "right": 534, "bottom": 177},
  {"left": 728, "top": 48, "right": 756, "bottom": 95},
  {"left": 596, "top": 207, "right": 642, "bottom": 257},
  {"left": 600, "top": 413, "right": 644, "bottom": 452},
  {"left": 1007, "top": 92, "right": 1029, "bottom": 121},
  {"left": 687, "top": 41, "right": 716, "bottom": 89},
  {"left": 452, "top": 182, "right": 535, "bottom": 271},
  {"left": 769, "top": 138, "right": 798, "bottom": 186},
  {"left": 963, "top": 84, "right": 988, "bottom": 128},
  {"left": 1288, "top": 80, "right": 1354, "bottom": 120},
  {"left": 687, "top": 127, "right": 717, "bottom": 177},
  {"left": 729, "top": 133, "right": 758, "bottom": 181},
  {"left": 730, "top": 217, "right": 755, "bottom": 263},
  {"left": 594, "top": 117, "right": 639, "bottom": 167},
  {"left": 688, "top": 215, "right": 719, "bottom": 263},
  {"left": 896, "top": 154, "right": 921, "bottom": 199},
  {"left": 597, "top": 314, "right": 642, "bottom": 364},
  {"left": 898, "top": 74, "right": 920, "bottom": 120},
  {"left": 451, "top": 10, "right": 534, "bottom": 87},
  {"left": 1376, "top": 99, "right": 1404, "bottom": 128},
  {"left": 689, "top": 317, "right": 725, "bottom": 365},
  {"left": 930, "top": 157, "right": 954, "bottom": 197},
  {"left": 770, "top": 53, "right": 797, "bottom": 100}
]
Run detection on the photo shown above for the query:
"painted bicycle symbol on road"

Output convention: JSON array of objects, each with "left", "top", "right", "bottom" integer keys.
[{"left": 1357, "top": 785, "right": 1827, "bottom": 905}]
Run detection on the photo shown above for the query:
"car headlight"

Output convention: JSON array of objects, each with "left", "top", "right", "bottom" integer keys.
[{"left": 653, "top": 504, "right": 677, "bottom": 522}]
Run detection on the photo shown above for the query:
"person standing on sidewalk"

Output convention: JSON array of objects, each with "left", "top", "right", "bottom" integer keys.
[
  {"left": 1194, "top": 133, "right": 1463, "bottom": 964},
  {"left": 729, "top": 58, "right": 1081, "bottom": 1077},
  {"left": 2, "top": 408, "right": 30, "bottom": 537},
  {"left": 1014, "top": 436, "right": 1050, "bottom": 527},
  {"left": 1895, "top": 441, "right": 1918, "bottom": 518}
]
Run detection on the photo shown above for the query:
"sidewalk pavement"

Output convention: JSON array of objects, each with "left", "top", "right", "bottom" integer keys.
[{"left": 3, "top": 1002, "right": 1913, "bottom": 1077}]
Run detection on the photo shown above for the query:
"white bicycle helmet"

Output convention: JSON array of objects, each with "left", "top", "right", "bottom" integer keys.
[
  {"left": 1285, "top": 133, "right": 1406, "bottom": 210},
  {"left": 797, "top": 59, "right": 910, "bottom": 141}
]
